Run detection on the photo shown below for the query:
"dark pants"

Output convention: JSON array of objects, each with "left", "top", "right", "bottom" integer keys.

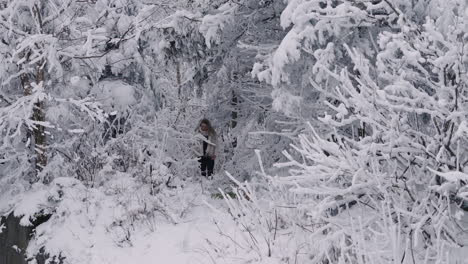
[{"left": 199, "top": 156, "right": 214, "bottom": 176}]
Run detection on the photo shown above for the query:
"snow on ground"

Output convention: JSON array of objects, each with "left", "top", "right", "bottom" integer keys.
[
  {"left": 69, "top": 195, "right": 227, "bottom": 264},
  {"left": 4, "top": 173, "right": 468, "bottom": 264},
  {"left": 3, "top": 175, "right": 253, "bottom": 264}
]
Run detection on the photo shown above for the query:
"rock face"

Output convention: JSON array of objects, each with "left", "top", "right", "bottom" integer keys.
[
  {"left": 0, "top": 212, "right": 56, "bottom": 264},
  {"left": 0, "top": 213, "right": 32, "bottom": 264}
]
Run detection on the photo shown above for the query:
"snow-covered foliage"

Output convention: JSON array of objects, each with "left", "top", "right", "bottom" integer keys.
[
  {"left": 1, "top": 0, "right": 468, "bottom": 263},
  {"left": 216, "top": 0, "right": 468, "bottom": 263},
  {"left": 0, "top": 0, "right": 213, "bottom": 261}
]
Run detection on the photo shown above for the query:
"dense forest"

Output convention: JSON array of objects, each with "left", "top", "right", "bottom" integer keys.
[{"left": 0, "top": 0, "right": 468, "bottom": 263}]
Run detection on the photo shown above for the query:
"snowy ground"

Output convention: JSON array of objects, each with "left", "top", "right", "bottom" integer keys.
[
  {"left": 4, "top": 173, "right": 468, "bottom": 264},
  {"left": 75, "top": 194, "right": 228, "bottom": 264},
  {"left": 3, "top": 173, "right": 466, "bottom": 264},
  {"left": 8, "top": 175, "right": 245, "bottom": 264}
]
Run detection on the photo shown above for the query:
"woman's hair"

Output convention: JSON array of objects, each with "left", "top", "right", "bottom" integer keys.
[{"left": 198, "top": 118, "right": 216, "bottom": 135}]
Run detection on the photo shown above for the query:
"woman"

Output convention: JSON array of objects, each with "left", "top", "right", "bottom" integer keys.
[{"left": 197, "top": 118, "right": 217, "bottom": 177}]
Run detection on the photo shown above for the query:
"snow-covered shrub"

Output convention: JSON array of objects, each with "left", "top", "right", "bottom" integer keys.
[
  {"left": 219, "top": 0, "right": 468, "bottom": 263},
  {"left": 8, "top": 176, "right": 176, "bottom": 262}
]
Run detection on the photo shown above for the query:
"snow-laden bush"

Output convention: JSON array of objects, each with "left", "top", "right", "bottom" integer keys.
[
  {"left": 9, "top": 175, "right": 181, "bottom": 263},
  {"left": 218, "top": 0, "right": 468, "bottom": 263},
  {"left": 0, "top": 74, "right": 206, "bottom": 262},
  {"left": 3, "top": 86, "right": 206, "bottom": 261}
]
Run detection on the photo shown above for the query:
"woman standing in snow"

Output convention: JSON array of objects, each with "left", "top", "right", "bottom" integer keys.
[{"left": 197, "top": 119, "right": 217, "bottom": 177}]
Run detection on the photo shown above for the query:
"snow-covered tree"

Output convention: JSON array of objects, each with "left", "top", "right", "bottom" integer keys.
[
  {"left": 219, "top": 0, "right": 468, "bottom": 263},
  {"left": 1, "top": 0, "right": 467, "bottom": 263},
  {"left": 0, "top": 0, "right": 111, "bottom": 184}
]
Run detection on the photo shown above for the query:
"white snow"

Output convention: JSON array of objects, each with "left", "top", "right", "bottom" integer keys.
[
  {"left": 1, "top": 1, "right": 468, "bottom": 263},
  {"left": 8, "top": 177, "right": 247, "bottom": 264},
  {"left": 430, "top": 169, "right": 468, "bottom": 182},
  {"left": 271, "top": 89, "right": 302, "bottom": 117},
  {"left": 70, "top": 76, "right": 81, "bottom": 85},
  {"left": 90, "top": 80, "right": 136, "bottom": 111}
]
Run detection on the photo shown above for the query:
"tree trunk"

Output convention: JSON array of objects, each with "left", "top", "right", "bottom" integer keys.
[
  {"left": 176, "top": 60, "right": 181, "bottom": 100},
  {"left": 34, "top": 66, "right": 47, "bottom": 179},
  {"left": 21, "top": 65, "right": 47, "bottom": 182},
  {"left": 19, "top": 4, "right": 48, "bottom": 182},
  {"left": 231, "top": 90, "right": 238, "bottom": 129}
]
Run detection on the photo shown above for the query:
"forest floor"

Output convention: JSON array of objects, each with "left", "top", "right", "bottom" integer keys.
[
  {"left": 66, "top": 175, "right": 241, "bottom": 264},
  {"left": 1, "top": 168, "right": 251, "bottom": 264},
  {"left": 89, "top": 200, "right": 227, "bottom": 263},
  {"left": 107, "top": 178, "right": 234, "bottom": 264}
]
